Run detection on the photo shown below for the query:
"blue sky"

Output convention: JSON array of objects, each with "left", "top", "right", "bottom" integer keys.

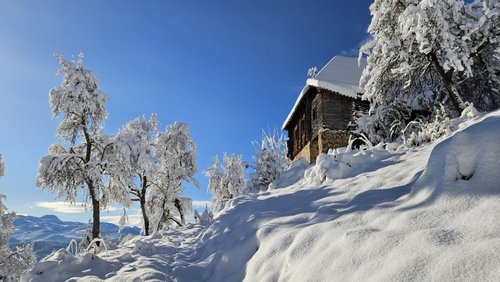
[{"left": 0, "top": 0, "right": 372, "bottom": 224}]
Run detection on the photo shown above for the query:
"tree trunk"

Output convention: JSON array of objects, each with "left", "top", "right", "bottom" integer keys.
[
  {"left": 140, "top": 195, "right": 149, "bottom": 236},
  {"left": 168, "top": 216, "right": 183, "bottom": 227},
  {"left": 174, "top": 198, "right": 185, "bottom": 225},
  {"left": 91, "top": 199, "right": 100, "bottom": 240},
  {"left": 156, "top": 197, "right": 168, "bottom": 232},
  {"left": 88, "top": 182, "right": 100, "bottom": 240},
  {"left": 429, "top": 52, "right": 466, "bottom": 113},
  {"left": 82, "top": 122, "right": 100, "bottom": 240}
]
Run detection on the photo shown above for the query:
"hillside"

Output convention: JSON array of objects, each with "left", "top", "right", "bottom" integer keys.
[
  {"left": 22, "top": 109, "right": 500, "bottom": 281},
  {"left": 10, "top": 215, "right": 140, "bottom": 259}
]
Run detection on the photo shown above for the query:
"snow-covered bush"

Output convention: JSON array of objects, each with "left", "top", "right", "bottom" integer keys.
[
  {"left": 304, "top": 144, "right": 395, "bottom": 185},
  {"left": 0, "top": 156, "right": 36, "bottom": 281},
  {"left": 247, "top": 130, "right": 289, "bottom": 191},
  {"left": 402, "top": 105, "right": 455, "bottom": 146},
  {"left": 205, "top": 154, "right": 247, "bottom": 212},
  {"left": 403, "top": 103, "right": 481, "bottom": 146},
  {"left": 37, "top": 53, "right": 130, "bottom": 240}
]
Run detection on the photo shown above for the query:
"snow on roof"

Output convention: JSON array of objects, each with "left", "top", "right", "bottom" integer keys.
[{"left": 282, "top": 56, "right": 367, "bottom": 130}]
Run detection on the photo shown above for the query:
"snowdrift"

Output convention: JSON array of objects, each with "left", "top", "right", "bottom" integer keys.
[{"left": 22, "top": 110, "right": 500, "bottom": 281}]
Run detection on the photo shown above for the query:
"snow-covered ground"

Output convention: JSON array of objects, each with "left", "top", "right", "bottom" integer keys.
[{"left": 22, "top": 110, "right": 500, "bottom": 281}]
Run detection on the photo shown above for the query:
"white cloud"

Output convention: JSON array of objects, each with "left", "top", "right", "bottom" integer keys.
[
  {"left": 101, "top": 214, "right": 143, "bottom": 228},
  {"left": 33, "top": 201, "right": 119, "bottom": 214},
  {"left": 192, "top": 201, "right": 211, "bottom": 208}
]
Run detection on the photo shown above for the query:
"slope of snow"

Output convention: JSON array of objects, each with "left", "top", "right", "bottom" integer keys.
[{"left": 22, "top": 110, "right": 500, "bottom": 281}]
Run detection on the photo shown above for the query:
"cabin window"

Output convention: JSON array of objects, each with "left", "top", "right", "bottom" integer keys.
[{"left": 312, "top": 106, "right": 317, "bottom": 121}]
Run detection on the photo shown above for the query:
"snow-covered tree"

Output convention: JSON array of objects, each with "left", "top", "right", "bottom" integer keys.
[
  {"left": 113, "top": 114, "right": 158, "bottom": 235},
  {"left": 0, "top": 155, "right": 36, "bottom": 281},
  {"left": 248, "top": 130, "right": 289, "bottom": 191},
  {"left": 114, "top": 118, "right": 198, "bottom": 234},
  {"left": 37, "top": 53, "right": 129, "bottom": 240},
  {"left": 205, "top": 153, "right": 247, "bottom": 212},
  {"left": 204, "top": 156, "right": 223, "bottom": 210},
  {"left": 147, "top": 122, "right": 198, "bottom": 232},
  {"left": 194, "top": 205, "right": 213, "bottom": 225},
  {"left": 358, "top": 0, "right": 500, "bottom": 143},
  {"left": 460, "top": 0, "right": 500, "bottom": 110}
]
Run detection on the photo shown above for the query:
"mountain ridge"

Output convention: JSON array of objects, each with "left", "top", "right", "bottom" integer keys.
[{"left": 9, "top": 214, "right": 140, "bottom": 259}]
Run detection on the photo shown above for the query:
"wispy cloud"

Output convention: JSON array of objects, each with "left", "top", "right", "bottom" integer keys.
[
  {"left": 192, "top": 201, "right": 211, "bottom": 208},
  {"left": 341, "top": 35, "right": 373, "bottom": 58},
  {"left": 33, "top": 201, "right": 119, "bottom": 214},
  {"left": 340, "top": 47, "right": 359, "bottom": 57},
  {"left": 102, "top": 214, "right": 143, "bottom": 228}
]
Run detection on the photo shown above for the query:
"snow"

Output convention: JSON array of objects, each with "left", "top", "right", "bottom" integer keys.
[
  {"left": 22, "top": 109, "right": 500, "bottom": 281},
  {"left": 307, "top": 56, "right": 367, "bottom": 99},
  {"left": 282, "top": 56, "right": 367, "bottom": 130}
]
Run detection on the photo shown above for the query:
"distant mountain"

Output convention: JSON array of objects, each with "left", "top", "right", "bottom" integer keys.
[{"left": 9, "top": 215, "right": 140, "bottom": 259}]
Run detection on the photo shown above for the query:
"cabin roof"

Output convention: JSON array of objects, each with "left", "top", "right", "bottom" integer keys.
[{"left": 282, "top": 56, "right": 367, "bottom": 130}]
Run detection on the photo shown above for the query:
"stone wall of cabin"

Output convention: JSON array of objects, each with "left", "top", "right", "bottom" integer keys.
[
  {"left": 293, "top": 140, "right": 312, "bottom": 163},
  {"left": 318, "top": 130, "right": 350, "bottom": 154},
  {"left": 291, "top": 136, "right": 319, "bottom": 163},
  {"left": 293, "top": 130, "right": 350, "bottom": 163}
]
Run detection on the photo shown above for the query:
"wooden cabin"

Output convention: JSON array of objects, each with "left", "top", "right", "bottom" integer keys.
[{"left": 282, "top": 56, "right": 369, "bottom": 163}]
